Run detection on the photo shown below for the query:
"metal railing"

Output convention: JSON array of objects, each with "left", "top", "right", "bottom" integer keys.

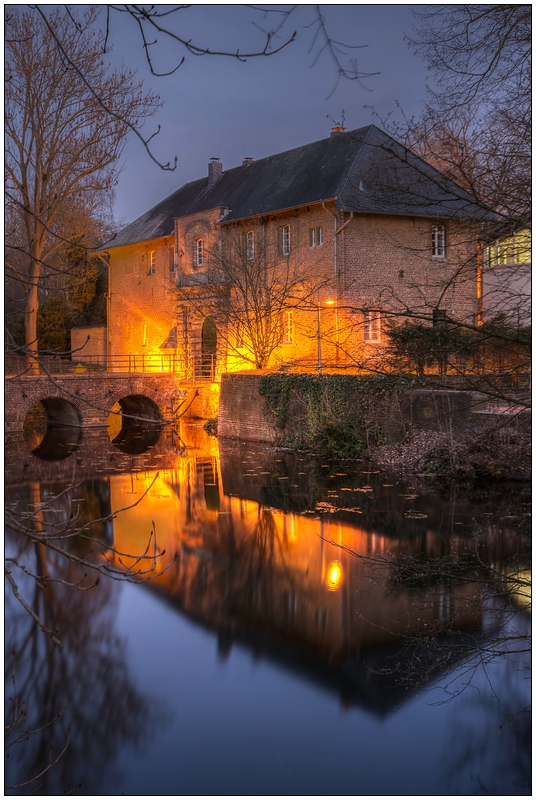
[{"left": 5, "top": 353, "right": 218, "bottom": 383}]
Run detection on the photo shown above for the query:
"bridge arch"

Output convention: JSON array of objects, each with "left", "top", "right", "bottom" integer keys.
[{"left": 6, "top": 373, "right": 185, "bottom": 433}]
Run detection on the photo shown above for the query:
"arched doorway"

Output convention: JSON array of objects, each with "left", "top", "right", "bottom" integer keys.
[{"left": 200, "top": 316, "right": 217, "bottom": 380}]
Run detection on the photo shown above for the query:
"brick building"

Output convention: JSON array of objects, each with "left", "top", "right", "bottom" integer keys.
[{"left": 103, "top": 125, "right": 485, "bottom": 377}]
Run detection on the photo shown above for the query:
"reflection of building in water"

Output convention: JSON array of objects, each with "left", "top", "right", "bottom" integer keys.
[{"left": 109, "top": 449, "right": 484, "bottom": 714}]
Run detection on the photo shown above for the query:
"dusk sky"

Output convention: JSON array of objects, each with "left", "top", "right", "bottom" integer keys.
[{"left": 107, "top": 5, "right": 428, "bottom": 226}]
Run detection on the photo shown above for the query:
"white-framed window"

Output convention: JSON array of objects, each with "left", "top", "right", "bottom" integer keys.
[
  {"left": 282, "top": 225, "right": 291, "bottom": 256},
  {"left": 310, "top": 227, "right": 323, "bottom": 247},
  {"left": 246, "top": 230, "right": 255, "bottom": 261},
  {"left": 432, "top": 225, "right": 446, "bottom": 258},
  {"left": 194, "top": 238, "right": 203, "bottom": 268},
  {"left": 142, "top": 324, "right": 148, "bottom": 347},
  {"left": 169, "top": 247, "right": 176, "bottom": 272},
  {"left": 364, "top": 310, "right": 381, "bottom": 343},
  {"left": 280, "top": 310, "right": 294, "bottom": 344},
  {"left": 148, "top": 250, "right": 156, "bottom": 275}
]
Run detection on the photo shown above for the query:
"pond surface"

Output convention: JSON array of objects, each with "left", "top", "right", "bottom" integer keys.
[{"left": 5, "top": 424, "right": 531, "bottom": 796}]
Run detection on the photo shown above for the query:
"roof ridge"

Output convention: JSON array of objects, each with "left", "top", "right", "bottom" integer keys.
[
  {"left": 213, "top": 124, "right": 373, "bottom": 179},
  {"left": 333, "top": 124, "right": 375, "bottom": 205}
]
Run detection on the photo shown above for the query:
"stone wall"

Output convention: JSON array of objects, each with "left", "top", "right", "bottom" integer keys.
[
  {"left": 217, "top": 372, "right": 530, "bottom": 445},
  {"left": 107, "top": 236, "right": 179, "bottom": 363},
  {"left": 218, "top": 373, "right": 276, "bottom": 442},
  {"left": 71, "top": 326, "right": 107, "bottom": 364}
]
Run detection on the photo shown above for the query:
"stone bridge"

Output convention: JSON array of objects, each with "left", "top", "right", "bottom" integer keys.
[{"left": 4, "top": 372, "right": 198, "bottom": 433}]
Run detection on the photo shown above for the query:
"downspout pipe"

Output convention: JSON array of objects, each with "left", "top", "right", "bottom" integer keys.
[{"left": 322, "top": 203, "right": 354, "bottom": 362}]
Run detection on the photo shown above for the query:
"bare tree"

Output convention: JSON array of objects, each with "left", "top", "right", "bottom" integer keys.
[
  {"left": 177, "top": 228, "right": 321, "bottom": 371},
  {"left": 5, "top": 7, "right": 160, "bottom": 371},
  {"left": 5, "top": 475, "right": 175, "bottom": 648},
  {"left": 327, "top": 5, "right": 531, "bottom": 407},
  {"left": 26, "top": 5, "right": 376, "bottom": 170}
]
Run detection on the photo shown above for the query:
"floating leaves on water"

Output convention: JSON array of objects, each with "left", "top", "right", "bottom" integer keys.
[
  {"left": 314, "top": 500, "right": 363, "bottom": 515},
  {"left": 404, "top": 511, "right": 428, "bottom": 519},
  {"left": 362, "top": 471, "right": 380, "bottom": 475},
  {"left": 382, "top": 484, "right": 394, "bottom": 487},
  {"left": 315, "top": 501, "right": 338, "bottom": 513},
  {"left": 335, "top": 473, "right": 347, "bottom": 476},
  {"left": 399, "top": 494, "right": 418, "bottom": 500}
]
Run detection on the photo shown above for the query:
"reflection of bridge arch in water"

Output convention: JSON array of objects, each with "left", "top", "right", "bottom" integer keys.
[
  {"left": 107, "top": 394, "right": 163, "bottom": 454},
  {"left": 24, "top": 397, "right": 82, "bottom": 460}
]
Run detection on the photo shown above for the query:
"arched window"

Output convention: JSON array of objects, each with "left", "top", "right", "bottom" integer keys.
[{"left": 194, "top": 238, "right": 204, "bottom": 268}]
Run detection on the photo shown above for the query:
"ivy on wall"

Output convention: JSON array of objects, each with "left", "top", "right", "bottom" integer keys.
[{"left": 259, "top": 373, "right": 405, "bottom": 459}]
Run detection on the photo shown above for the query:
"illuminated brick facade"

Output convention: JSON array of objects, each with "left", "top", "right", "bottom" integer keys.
[{"left": 104, "top": 126, "right": 483, "bottom": 376}]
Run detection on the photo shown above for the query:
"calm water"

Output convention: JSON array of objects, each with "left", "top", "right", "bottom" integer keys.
[{"left": 5, "top": 423, "right": 531, "bottom": 796}]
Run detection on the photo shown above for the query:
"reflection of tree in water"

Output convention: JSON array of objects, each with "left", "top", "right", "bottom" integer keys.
[
  {"left": 188, "top": 505, "right": 293, "bottom": 647},
  {"left": 439, "top": 612, "right": 531, "bottom": 795},
  {"left": 5, "top": 483, "right": 163, "bottom": 795}
]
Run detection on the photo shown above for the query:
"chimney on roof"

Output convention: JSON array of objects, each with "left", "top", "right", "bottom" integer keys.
[
  {"left": 330, "top": 126, "right": 346, "bottom": 137},
  {"left": 242, "top": 156, "right": 255, "bottom": 166},
  {"left": 208, "top": 157, "right": 222, "bottom": 186}
]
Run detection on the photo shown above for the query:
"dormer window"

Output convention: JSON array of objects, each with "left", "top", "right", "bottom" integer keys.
[
  {"left": 246, "top": 231, "right": 255, "bottom": 261},
  {"left": 282, "top": 225, "right": 291, "bottom": 256},
  {"left": 432, "top": 225, "right": 446, "bottom": 258},
  {"left": 194, "top": 238, "right": 204, "bottom": 268},
  {"left": 148, "top": 250, "right": 155, "bottom": 275}
]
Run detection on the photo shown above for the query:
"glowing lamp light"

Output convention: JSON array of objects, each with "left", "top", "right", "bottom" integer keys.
[
  {"left": 326, "top": 560, "right": 342, "bottom": 591},
  {"left": 325, "top": 296, "right": 336, "bottom": 306}
]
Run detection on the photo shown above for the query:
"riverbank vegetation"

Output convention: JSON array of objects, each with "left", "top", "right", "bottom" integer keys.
[{"left": 257, "top": 372, "right": 530, "bottom": 482}]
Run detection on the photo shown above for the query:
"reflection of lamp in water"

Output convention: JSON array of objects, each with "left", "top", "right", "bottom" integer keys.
[{"left": 326, "top": 560, "right": 342, "bottom": 591}]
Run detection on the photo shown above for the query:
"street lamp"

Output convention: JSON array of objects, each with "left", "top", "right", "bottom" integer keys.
[{"left": 317, "top": 288, "right": 336, "bottom": 375}]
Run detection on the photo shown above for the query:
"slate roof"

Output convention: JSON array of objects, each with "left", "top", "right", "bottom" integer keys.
[{"left": 104, "top": 125, "right": 487, "bottom": 250}]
